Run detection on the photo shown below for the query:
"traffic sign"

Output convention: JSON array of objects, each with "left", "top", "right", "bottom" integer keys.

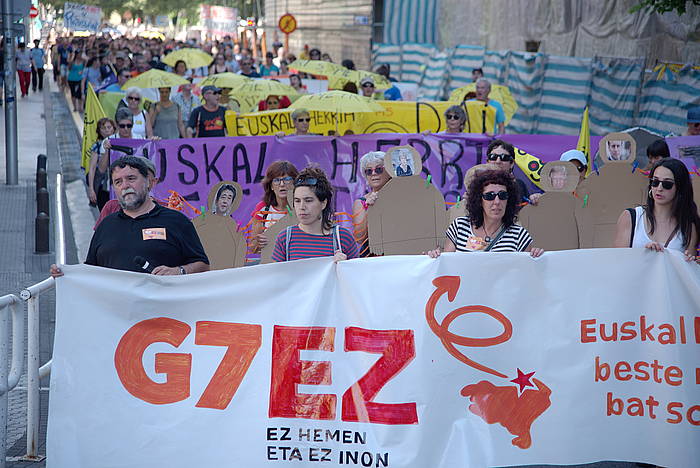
[
  {"left": 278, "top": 13, "right": 297, "bottom": 34},
  {"left": 29, "top": 5, "right": 38, "bottom": 18}
]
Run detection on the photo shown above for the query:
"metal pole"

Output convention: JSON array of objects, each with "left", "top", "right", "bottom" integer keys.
[
  {"left": 56, "top": 173, "right": 66, "bottom": 265},
  {"left": 0, "top": 294, "right": 25, "bottom": 468},
  {"left": 2, "top": 0, "right": 20, "bottom": 185},
  {"left": 25, "top": 295, "right": 39, "bottom": 458},
  {"left": 0, "top": 297, "right": 9, "bottom": 468}
]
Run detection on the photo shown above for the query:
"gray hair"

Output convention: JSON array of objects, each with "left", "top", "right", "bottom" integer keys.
[
  {"left": 444, "top": 105, "right": 467, "bottom": 130},
  {"left": 115, "top": 108, "right": 133, "bottom": 122},
  {"left": 125, "top": 87, "right": 142, "bottom": 98},
  {"left": 476, "top": 78, "right": 491, "bottom": 90},
  {"left": 291, "top": 108, "right": 310, "bottom": 120},
  {"left": 360, "top": 151, "right": 386, "bottom": 180}
]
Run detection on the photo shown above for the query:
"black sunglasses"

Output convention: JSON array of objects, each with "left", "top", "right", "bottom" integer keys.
[
  {"left": 650, "top": 178, "right": 674, "bottom": 190},
  {"left": 445, "top": 114, "right": 461, "bottom": 120},
  {"left": 362, "top": 83, "right": 374, "bottom": 88},
  {"left": 487, "top": 153, "right": 514, "bottom": 162},
  {"left": 296, "top": 117, "right": 310, "bottom": 122},
  {"left": 364, "top": 167, "right": 384, "bottom": 176},
  {"left": 119, "top": 123, "right": 133, "bottom": 129},
  {"left": 482, "top": 191, "right": 509, "bottom": 201},
  {"left": 294, "top": 177, "right": 318, "bottom": 187},
  {"left": 127, "top": 96, "right": 141, "bottom": 101}
]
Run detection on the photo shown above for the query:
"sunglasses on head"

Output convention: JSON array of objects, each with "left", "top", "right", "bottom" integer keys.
[
  {"left": 119, "top": 123, "right": 133, "bottom": 129},
  {"left": 294, "top": 177, "right": 318, "bottom": 187},
  {"left": 364, "top": 166, "right": 385, "bottom": 176},
  {"left": 650, "top": 178, "right": 674, "bottom": 190},
  {"left": 296, "top": 117, "right": 310, "bottom": 122},
  {"left": 482, "top": 190, "right": 509, "bottom": 201},
  {"left": 272, "top": 176, "right": 294, "bottom": 185},
  {"left": 445, "top": 114, "right": 461, "bottom": 120},
  {"left": 487, "top": 153, "right": 514, "bottom": 162}
]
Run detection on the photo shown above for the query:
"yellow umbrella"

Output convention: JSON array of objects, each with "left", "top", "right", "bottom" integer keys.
[
  {"left": 200, "top": 72, "right": 251, "bottom": 89},
  {"left": 230, "top": 79, "right": 299, "bottom": 102},
  {"left": 139, "top": 30, "right": 166, "bottom": 40},
  {"left": 122, "top": 69, "right": 189, "bottom": 89},
  {"left": 449, "top": 84, "right": 518, "bottom": 124},
  {"left": 288, "top": 60, "right": 391, "bottom": 90},
  {"left": 289, "top": 90, "right": 385, "bottom": 114},
  {"left": 162, "top": 48, "right": 213, "bottom": 69}
]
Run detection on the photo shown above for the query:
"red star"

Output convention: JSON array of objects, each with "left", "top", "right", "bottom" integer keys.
[{"left": 510, "top": 368, "right": 536, "bottom": 392}]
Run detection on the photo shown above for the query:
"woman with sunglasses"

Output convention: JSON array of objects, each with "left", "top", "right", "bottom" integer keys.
[
  {"left": 123, "top": 87, "right": 153, "bottom": 139},
  {"left": 614, "top": 159, "right": 699, "bottom": 261},
  {"left": 272, "top": 167, "right": 359, "bottom": 262},
  {"left": 442, "top": 105, "right": 467, "bottom": 134},
  {"left": 352, "top": 151, "right": 391, "bottom": 256},
  {"left": 87, "top": 117, "right": 117, "bottom": 211},
  {"left": 428, "top": 169, "right": 544, "bottom": 257},
  {"left": 485, "top": 139, "right": 534, "bottom": 205},
  {"left": 249, "top": 160, "right": 300, "bottom": 253}
]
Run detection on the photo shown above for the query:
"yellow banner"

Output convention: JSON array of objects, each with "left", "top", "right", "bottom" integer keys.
[
  {"left": 81, "top": 84, "right": 107, "bottom": 171},
  {"left": 226, "top": 101, "right": 496, "bottom": 136}
]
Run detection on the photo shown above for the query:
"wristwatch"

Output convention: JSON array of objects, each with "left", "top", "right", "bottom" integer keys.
[{"left": 179, "top": 266, "right": 186, "bottom": 275}]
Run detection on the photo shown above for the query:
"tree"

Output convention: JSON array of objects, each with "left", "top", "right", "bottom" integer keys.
[{"left": 630, "top": 0, "right": 700, "bottom": 15}]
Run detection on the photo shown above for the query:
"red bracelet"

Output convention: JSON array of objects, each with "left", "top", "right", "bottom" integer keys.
[{"left": 361, "top": 199, "right": 369, "bottom": 210}]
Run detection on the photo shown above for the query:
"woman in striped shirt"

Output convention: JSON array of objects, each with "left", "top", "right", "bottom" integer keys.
[
  {"left": 272, "top": 167, "right": 359, "bottom": 262},
  {"left": 428, "top": 169, "right": 544, "bottom": 257}
]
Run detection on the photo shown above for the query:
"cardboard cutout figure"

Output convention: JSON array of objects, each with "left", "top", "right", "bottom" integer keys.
[
  {"left": 192, "top": 181, "right": 247, "bottom": 270},
  {"left": 518, "top": 162, "right": 580, "bottom": 251},
  {"left": 367, "top": 146, "right": 448, "bottom": 255},
  {"left": 693, "top": 176, "right": 700, "bottom": 215},
  {"left": 260, "top": 191, "right": 296, "bottom": 264},
  {"left": 575, "top": 142, "right": 648, "bottom": 248},
  {"left": 599, "top": 133, "right": 636, "bottom": 162}
]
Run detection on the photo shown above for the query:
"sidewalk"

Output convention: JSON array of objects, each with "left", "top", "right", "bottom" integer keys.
[{"left": 0, "top": 77, "right": 84, "bottom": 466}]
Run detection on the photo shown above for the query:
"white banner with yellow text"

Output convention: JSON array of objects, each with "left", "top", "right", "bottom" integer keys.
[{"left": 49, "top": 250, "right": 700, "bottom": 467}]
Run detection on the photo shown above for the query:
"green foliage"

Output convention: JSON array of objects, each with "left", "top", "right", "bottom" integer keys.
[{"left": 630, "top": 0, "right": 700, "bottom": 15}]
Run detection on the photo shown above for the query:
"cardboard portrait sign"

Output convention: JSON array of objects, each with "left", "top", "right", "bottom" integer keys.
[
  {"left": 574, "top": 163, "right": 648, "bottom": 248},
  {"left": 385, "top": 146, "right": 422, "bottom": 178},
  {"left": 368, "top": 146, "right": 447, "bottom": 255},
  {"left": 599, "top": 133, "right": 636, "bottom": 163},
  {"left": 518, "top": 162, "right": 580, "bottom": 251},
  {"left": 192, "top": 181, "right": 247, "bottom": 270},
  {"left": 693, "top": 176, "right": 700, "bottom": 215},
  {"left": 260, "top": 192, "right": 296, "bottom": 265}
]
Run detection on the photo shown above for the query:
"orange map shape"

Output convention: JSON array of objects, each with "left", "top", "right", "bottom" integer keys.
[{"left": 461, "top": 378, "right": 551, "bottom": 449}]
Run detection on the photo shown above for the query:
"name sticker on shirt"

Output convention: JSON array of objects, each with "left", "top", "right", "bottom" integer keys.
[{"left": 142, "top": 228, "right": 167, "bottom": 240}]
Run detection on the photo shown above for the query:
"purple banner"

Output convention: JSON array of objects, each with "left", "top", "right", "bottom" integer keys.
[
  {"left": 665, "top": 135, "right": 700, "bottom": 172},
  {"left": 109, "top": 133, "right": 606, "bottom": 225}
]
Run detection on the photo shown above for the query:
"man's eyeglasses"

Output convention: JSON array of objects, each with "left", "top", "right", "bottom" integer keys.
[
  {"left": 487, "top": 153, "right": 514, "bottom": 162},
  {"left": 296, "top": 118, "right": 311, "bottom": 123},
  {"left": 364, "top": 166, "right": 385, "bottom": 176},
  {"left": 362, "top": 83, "right": 374, "bottom": 88},
  {"left": 272, "top": 176, "right": 294, "bottom": 185},
  {"left": 573, "top": 163, "right": 587, "bottom": 173},
  {"left": 294, "top": 177, "right": 318, "bottom": 187},
  {"left": 445, "top": 114, "right": 461, "bottom": 120},
  {"left": 482, "top": 190, "right": 509, "bottom": 201},
  {"left": 650, "top": 178, "right": 674, "bottom": 190},
  {"left": 118, "top": 123, "right": 133, "bottom": 129},
  {"left": 127, "top": 96, "right": 141, "bottom": 101}
]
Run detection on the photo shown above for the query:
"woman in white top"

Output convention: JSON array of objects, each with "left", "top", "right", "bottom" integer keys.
[
  {"left": 124, "top": 87, "right": 153, "bottom": 139},
  {"left": 614, "top": 158, "right": 699, "bottom": 261}
]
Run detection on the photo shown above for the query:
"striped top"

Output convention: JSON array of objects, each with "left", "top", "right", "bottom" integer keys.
[
  {"left": 272, "top": 225, "right": 359, "bottom": 262},
  {"left": 446, "top": 217, "right": 532, "bottom": 253}
]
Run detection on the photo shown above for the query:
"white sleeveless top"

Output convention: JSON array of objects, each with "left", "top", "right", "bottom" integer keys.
[
  {"left": 131, "top": 110, "right": 147, "bottom": 139},
  {"left": 631, "top": 206, "right": 684, "bottom": 251}
]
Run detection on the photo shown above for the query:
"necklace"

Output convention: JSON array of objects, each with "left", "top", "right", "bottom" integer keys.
[{"left": 482, "top": 224, "right": 502, "bottom": 243}]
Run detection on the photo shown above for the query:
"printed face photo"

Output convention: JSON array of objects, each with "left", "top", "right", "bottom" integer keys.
[
  {"left": 392, "top": 149, "right": 415, "bottom": 177},
  {"left": 208, "top": 181, "right": 242, "bottom": 217},
  {"left": 549, "top": 165, "right": 568, "bottom": 190},
  {"left": 606, "top": 140, "right": 631, "bottom": 161}
]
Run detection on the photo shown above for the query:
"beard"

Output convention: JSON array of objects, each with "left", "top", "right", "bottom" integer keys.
[{"left": 118, "top": 186, "right": 149, "bottom": 211}]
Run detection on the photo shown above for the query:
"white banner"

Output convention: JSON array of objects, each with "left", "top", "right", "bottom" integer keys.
[
  {"left": 48, "top": 250, "right": 700, "bottom": 467},
  {"left": 63, "top": 2, "right": 102, "bottom": 32}
]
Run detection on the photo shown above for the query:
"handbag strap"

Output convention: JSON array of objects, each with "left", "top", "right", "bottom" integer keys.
[
  {"left": 626, "top": 208, "right": 636, "bottom": 248},
  {"left": 483, "top": 225, "right": 508, "bottom": 252}
]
